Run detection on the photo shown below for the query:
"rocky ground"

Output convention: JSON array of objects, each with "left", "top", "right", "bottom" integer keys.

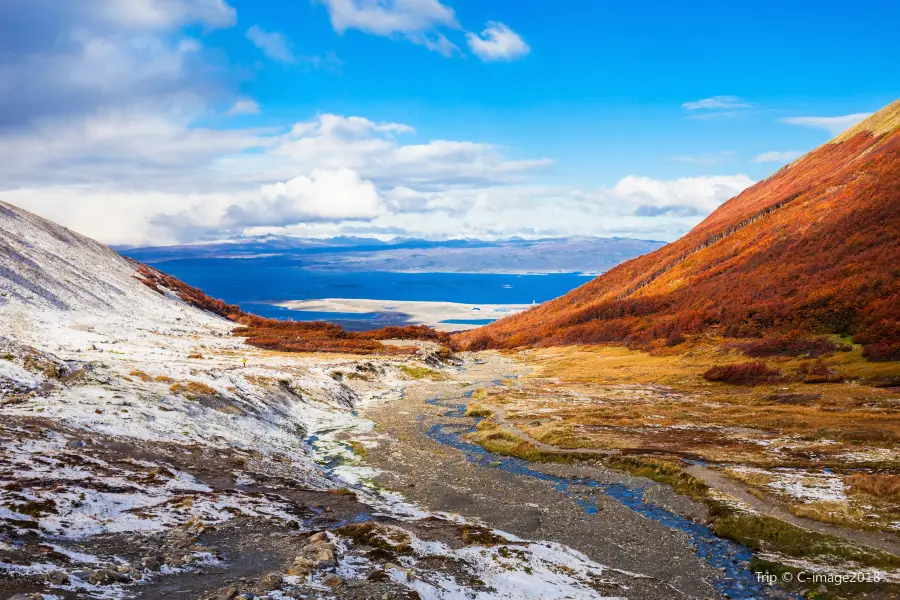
[{"left": 0, "top": 302, "right": 686, "bottom": 599}]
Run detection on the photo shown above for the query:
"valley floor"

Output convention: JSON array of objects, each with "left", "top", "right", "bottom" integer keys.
[{"left": 3, "top": 303, "right": 899, "bottom": 600}]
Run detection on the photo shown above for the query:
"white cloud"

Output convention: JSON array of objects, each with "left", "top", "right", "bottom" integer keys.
[
  {"left": 0, "top": 1, "right": 235, "bottom": 128},
  {"left": 226, "top": 99, "right": 261, "bottom": 116},
  {"left": 610, "top": 174, "right": 754, "bottom": 217},
  {"left": 754, "top": 150, "right": 802, "bottom": 163},
  {"left": 245, "top": 25, "right": 343, "bottom": 69},
  {"left": 319, "top": 0, "right": 458, "bottom": 35},
  {"left": 466, "top": 22, "right": 529, "bottom": 62},
  {"left": 781, "top": 113, "right": 872, "bottom": 135},
  {"left": 229, "top": 168, "right": 384, "bottom": 227},
  {"left": 681, "top": 95, "right": 750, "bottom": 111},
  {"left": 316, "top": 0, "right": 461, "bottom": 55},
  {"left": 246, "top": 25, "right": 295, "bottom": 62},
  {"left": 101, "top": 0, "right": 237, "bottom": 30}
]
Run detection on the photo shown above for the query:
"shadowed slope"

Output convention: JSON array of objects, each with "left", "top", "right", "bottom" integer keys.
[{"left": 458, "top": 100, "right": 900, "bottom": 359}]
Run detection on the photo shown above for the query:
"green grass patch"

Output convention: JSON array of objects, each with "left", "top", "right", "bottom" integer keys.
[
  {"left": 398, "top": 364, "right": 450, "bottom": 380},
  {"left": 604, "top": 456, "right": 709, "bottom": 502},
  {"left": 713, "top": 513, "right": 900, "bottom": 570},
  {"left": 348, "top": 440, "right": 368, "bottom": 460}
]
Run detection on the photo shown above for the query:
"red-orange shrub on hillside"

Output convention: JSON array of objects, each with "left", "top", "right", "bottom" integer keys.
[
  {"left": 456, "top": 102, "right": 900, "bottom": 362},
  {"left": 731, "top": 332, "right": 850, "bottom": 358},
  {"left": 703, "top": 362, "right": 781, "bottom": 385}
]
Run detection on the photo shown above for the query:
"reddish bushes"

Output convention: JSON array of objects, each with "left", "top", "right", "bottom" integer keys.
[
  {"left": 455, "top": 113, "right": 900, "bottom": 364},
  {"left": 135, "top": 265, "right": 447, "bottom": 355},
  {"left": 703, "top": 362, "right": 781, "bottom": 385},
  {"left": 731, "top": 332, "right": 850, "bottom": 358}
]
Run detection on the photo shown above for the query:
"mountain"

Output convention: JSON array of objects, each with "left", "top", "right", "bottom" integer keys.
[
  {"left": 458, "top": 99, "right": 900, "bottom": 360},
  {"left": 120, "top": 235, "right": 666, "bottom": 275},
  {"left": 0, "top": 200, "right": 221, "bottom": 326}
]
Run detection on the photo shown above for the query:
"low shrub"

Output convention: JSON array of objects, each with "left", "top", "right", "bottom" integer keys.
[
  {"left": 732, "top": 332, "right": 850, "bottom": 358},
  {"left": 703, "top": 361, "right": 780, "bottom": 385},
  {"left": 795, "top": 359, "right": 843, "bottom": 384}
]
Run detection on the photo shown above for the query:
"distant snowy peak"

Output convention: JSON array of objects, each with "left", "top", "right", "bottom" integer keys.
[{"left": 0, "top": 200, "right": 220, "bottom": 325}]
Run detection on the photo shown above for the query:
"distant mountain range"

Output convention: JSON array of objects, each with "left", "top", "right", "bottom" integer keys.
[
  {"left": 459, "top": 99, "right": 900, "bottom": 361},
  {"left": 119, "top": 236, "right": 666, "bottom": 275}
]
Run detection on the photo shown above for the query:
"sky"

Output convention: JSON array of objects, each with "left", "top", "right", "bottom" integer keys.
[{"left": 0, "top": 0, "right": 897, "bottom": 247}]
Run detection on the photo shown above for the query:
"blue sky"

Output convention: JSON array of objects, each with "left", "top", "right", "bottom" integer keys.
[{"left": 0, "top": 0, "right": 897, "bottom": 245}]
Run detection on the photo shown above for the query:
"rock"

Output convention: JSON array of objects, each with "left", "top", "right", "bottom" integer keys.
[
  {"left": 88, "top": 568, "right": 130, "bottom": 585},
  {"left": 308, "top": 531, "right": 328, "bottom": 543},
  {"left": 6, "top": 595, "right": 44, "bottom": 600},
  {"left": 66, "top": 439, "right": 87, "bottom": 448},
  {"left": 257, "top": 572, "right": 282, "bottom": 591},
  {"left": 315, "top": 547, "right": 336, "bottom": 569},
  {"left": 207, "top": 587, "right": 238, "bottom": 600},
  {"left": 46, "top": 570, "right": 69, "bottom": 585}
]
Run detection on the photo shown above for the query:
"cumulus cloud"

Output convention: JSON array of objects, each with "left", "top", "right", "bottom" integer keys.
[
  {"left": 781, "top": 113, "right": 872, "bottom": 135},
  {"left": 611, "top": 174, "right": 754, "bottom": 218},
  {"left": 0, "top": 2, "right": 758, "bottom": 247},
  {"left": 754, "top": 150, "right": 802, "bottom": 163},
  {"left": 230, "top": 168, "right": 384, "bottom": 227},
  {"left": 466, "top": 22, "right": 529, "bottom": 62},
  {"left": 0, "top": 0, "right": 236, "bottom": 128},
  {"left": 681, "top": 95, "right": 750, "bottom": 111}
]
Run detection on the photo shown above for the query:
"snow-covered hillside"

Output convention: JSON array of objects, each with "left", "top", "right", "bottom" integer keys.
[{"left": 0, "top": 202, "right": 654, "bottom": 600}]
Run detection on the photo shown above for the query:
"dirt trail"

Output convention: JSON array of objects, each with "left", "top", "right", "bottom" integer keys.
[{"left": 476, "top": 397, "right": 900, "bottom": 559}]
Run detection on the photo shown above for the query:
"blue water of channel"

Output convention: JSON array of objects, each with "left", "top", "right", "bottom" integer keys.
[{"left": 423, "top": 394, "right": 789, "bottom": 600}]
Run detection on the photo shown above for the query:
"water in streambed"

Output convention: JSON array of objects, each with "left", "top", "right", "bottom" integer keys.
[{"left": 423, "top": 395, "right": 789, "bottom": 600}]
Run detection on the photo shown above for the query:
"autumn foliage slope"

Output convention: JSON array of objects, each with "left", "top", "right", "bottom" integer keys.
[
  {"left": 135, "top": 265, "right": 451, "bottom": 355},
  {"left": 457, "top": 100, "right": 900, "bottom": 360}
]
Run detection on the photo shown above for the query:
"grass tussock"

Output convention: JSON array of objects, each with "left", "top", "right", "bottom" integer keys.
[
  {"left": 464, "top": 403, "right": 493, "bottom": 418},
  {"left": 398, "top": 364, "right": 449, "bottom": 380},
  {"left": 129, "top": 370, "right": 152, "bottom": 382}
]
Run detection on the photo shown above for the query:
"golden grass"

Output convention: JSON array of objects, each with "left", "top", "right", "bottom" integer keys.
[{"left": 846, "top": 473, "right": 900, "bottom": 501}]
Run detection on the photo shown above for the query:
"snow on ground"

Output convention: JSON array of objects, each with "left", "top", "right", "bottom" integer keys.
[
  {"left": 725, "top": 465, "right": 847, "bottom": 503},
  {"left": 0, "top": 200, "right": 657, "bottom": 599}
]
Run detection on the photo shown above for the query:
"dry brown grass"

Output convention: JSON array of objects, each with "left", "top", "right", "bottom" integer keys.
[
  {"left": 505, "top": 344, "right": 900, "bottom": 468},
  {"left": 169, "top": 381, "right": 218, "bottom": 398},
  {"left": 846, "top": 474, "right": 900, "bottom": 501},
  {"left": 129, "top": 370, "right": 152, "bottom": 382}
]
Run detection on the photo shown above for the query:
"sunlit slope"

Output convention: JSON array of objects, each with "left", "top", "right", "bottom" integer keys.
[{"left": 459, "top": 99, "right": 900, "bottom": 358}]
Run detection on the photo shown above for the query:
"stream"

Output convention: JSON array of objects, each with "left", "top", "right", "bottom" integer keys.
[{"left": 423, "top": 393, "right": 790, "bottom": 600}]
